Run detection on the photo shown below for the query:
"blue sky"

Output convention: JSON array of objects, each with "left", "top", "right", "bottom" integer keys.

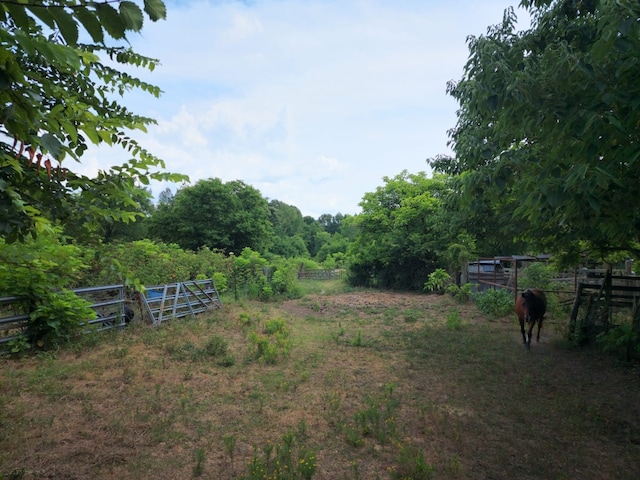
[{"left": 82, "top": 0, "right": 529, "bottom": 218}]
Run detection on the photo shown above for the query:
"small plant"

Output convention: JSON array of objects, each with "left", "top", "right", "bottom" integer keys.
[
  {"left": 242, "top": 430, "right": 317, "bottom": 480},
  {"left": 193, "top": 447, "right": 206, "bottom": 477},
  {"left": 7, "top": 334, "right": 31, "bottom": 355},
  {"left": 344, "top": 423, "right": 364, "bottom": 447},
  {"left": 263, "top": 318, "right": 287, "bottom": 335},
  {"left": 26, "top": 289, "right": 96, "bottom": 349},
  {"left": 248, "top": 320, "right": 292, "bottom": 365},
  {"left": 204, "top": 335, "right": 228, "bottom": 357},
  {"left": 446, "top": 309, "right": 464, "bottom": 331},
  {"left": 445, "top": 283, "right": 472, "bottom": 303},
  {"left": 424, "top": 268, "right": 452, "bottom": 293},
  {"left": 392, "top": 444, "right": 434, "bottom": 480},
  {"left": 223, "top": 435, "right": 236, "bottom": 471},
  {"left": 237, "top": 312, "right": 253, "bottom": 327}
]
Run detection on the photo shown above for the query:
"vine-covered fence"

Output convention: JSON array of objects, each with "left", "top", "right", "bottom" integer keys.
[{"left": 0, "top": 279, "right": 222, "bottom": 350}]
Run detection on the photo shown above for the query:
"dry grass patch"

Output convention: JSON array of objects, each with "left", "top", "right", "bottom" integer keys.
[{"left": 0, "top": 289, "right": 639, "bottom": 479}]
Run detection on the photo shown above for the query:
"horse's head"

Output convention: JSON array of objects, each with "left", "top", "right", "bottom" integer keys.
[{"left": 521, "top": 289, "right": 535, "bottom": 302}]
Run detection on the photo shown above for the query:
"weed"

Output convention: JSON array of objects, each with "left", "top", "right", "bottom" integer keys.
[
  {"left": 248, "top": 320, "right": 292, "bottom": 364},
  {"left": 383, "top": 307, "right": 399, "bottom": 322},
  {"left": 243, "top": 430, "right": 317, "bottom": 480},
  {"left": 264, "top": 318, "right": 287, "bottom": 335},
  {"left": 392, "top": 444, "right": 434, "bottom": 480},
  {"left": 332, "top": 322, "right": 346, "bottom": 342},
  {"left": 424, "top": 268, "right": 452, "bottom": 293},
  {"left": 193, "top": 447, "right": 206, "bottom": 477},
  {"left": 343, "top": 423, "right": 364, "bottom": 447},
  {"left": 237, "top": 312, "right": 253, "bottom": 327},
  {"left": 346, "top": 330, "right": 376, "bottom": 348},
  {"left": 223, "top": 434, "right": 236, "bottom": 471},
  {"left": 204, "top": 335, "right": 228, "bottom": 357},
  {"left": 446, "top": 309, "right": 464, "bottom": 330}
]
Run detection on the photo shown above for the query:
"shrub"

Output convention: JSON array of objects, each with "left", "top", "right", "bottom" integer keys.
[
  {"left": 445, "top": 283, "right": 472, "bottom": 303},
  {"left": 473, "top": 288, "right": 513, "bottom": 318},
  {"left": 0, "top": 230, "right": 95, "bottom": 351},
  {"left": 423, "top": 268, "right": 452, "bottom": 293},
  {"left": 27, "top": 289, "right": 96, "bottom": 348},
  {"left": 519, "top": 262, "right": 554, "bottom": 290},
  {"left": 596, "top": 322, "right": 640, "bottom": 363}
]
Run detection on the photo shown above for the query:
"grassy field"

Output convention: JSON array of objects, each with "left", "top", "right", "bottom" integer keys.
[{"left": 1, "top": 280, "right": 639, "bottom": 479}]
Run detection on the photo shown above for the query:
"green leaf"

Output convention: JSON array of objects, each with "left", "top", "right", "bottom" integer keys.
[
  {"left": 144, "top": 0, "right": 167, "bottom": 22},
  {"left": 50, "top": 7, "right": 79, "bottom": 46},
  {"left": 120, "top": 1, "right": 144, "bottom": 32},
  {"left": 75, "top": 7, "right": 104, "bottom": 44},
  {"left": 40, "top": 133, "right": 64, "bottom": 158},
  {"left": 4, "top": 2, "right": 30, "bottom": 30},
  {"left": 96, "top": 3, "right": 127, "bottom": 40}
]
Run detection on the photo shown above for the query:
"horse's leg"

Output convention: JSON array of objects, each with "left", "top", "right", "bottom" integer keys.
[
  {"left": 520, "top": 318, "right": 527, "bottom": 345},
  {"left": 526, "top": 321, "right": 534, "bottom": 349},
  {"left": 536, "top": 317, "right": 543, "bottom": 342}
]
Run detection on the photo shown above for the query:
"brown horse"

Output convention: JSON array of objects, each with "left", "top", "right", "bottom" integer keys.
[{"left": 515, "top": 289, "right": 547, "bottom": 349}]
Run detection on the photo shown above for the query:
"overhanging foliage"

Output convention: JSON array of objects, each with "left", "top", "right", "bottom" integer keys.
[
  {"left": 430, "top": 0, "right": 640, "bottom": 264},
  {"left": 0, "top": 0, "right": 186, "bottom": 242}
]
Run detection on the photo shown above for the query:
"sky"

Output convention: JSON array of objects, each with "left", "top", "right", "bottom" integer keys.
[{"left": 81, "top": 0, "right": 529, "bottom": 219}]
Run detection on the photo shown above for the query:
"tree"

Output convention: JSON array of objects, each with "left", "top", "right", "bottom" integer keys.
[
  {"left": 268, "top": 200, "right": 308, "bottom": 257},
  {"left": 347, "top": 171, "right": 447, "bottom": 290},
  {"left": 430, "top": 0, "right": 640, "bottom": 264},
  {"left": 318, "top": 213, "right": 345, "bottom": 235},
  {"left": 301, "top": 216, "right": 324, "bottom": 258},
  {"left": 1, "top": 0, "right": 185, "bottom": 242},
  {"left": 148, "top": 178, "right": 274, "bottom": 253},
  {"left": 158, "top": 187, "right": 174, "bottom": 206}
]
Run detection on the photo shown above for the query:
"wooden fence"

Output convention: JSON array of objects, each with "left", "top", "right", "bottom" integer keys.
[
  {"left": 569, "top": 271, "right": 640, "bottom": 341},
  {"left": 297, "top": 269, "right": 344, "bottom": 280}
]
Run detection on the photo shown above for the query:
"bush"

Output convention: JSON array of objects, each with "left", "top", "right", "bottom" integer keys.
[
  {"left": 423, "top": 268, "right": 452, "bottom": 293},
  {"left": 0, "top": 230, "right": 95, "bottom": 351},
  {"left": 519, "top": 262, "right": 554, "bottom": 290},
  {"left": 445, "top": 283, "right": 472, "bottom": 303},
  {"left": 596, "top": 323, "right": 640, "bottom": 363},
  {"left": 473, "top": 288, "right": 513, "bottom": 318}
]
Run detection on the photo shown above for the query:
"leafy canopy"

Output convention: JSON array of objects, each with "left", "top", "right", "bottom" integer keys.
[
  {"left": 148, "top": 178, "right": 274, "bottom": 254},
  {"left": 347, "top": 171, "right": 448, "bottom": 290},
  {"left": 430, "top": 0, "right": 640, "bottom": 264},
  {"left": 0, "top": 0, "right": 186, "bottom": 242}
]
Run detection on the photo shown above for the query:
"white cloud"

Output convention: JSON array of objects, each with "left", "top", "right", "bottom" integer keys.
[{"left": 84, "top": 0, "right": 529, "bottom": 218}]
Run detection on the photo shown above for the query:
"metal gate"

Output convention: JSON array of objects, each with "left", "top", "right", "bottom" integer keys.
[
  {"left": 0, "top": 284, "right": 128, "bottom": 348},
  {"left": 140, "top": 279, "right": 222, "bottom": 325}
]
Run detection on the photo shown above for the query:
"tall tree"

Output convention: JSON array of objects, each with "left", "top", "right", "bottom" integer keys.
[
  {"left": 0, "top": 0, "right": 185, "bottom": 242},
  {"left": 347, "top": 171, "right": 447, "bottom": 290},
  {"left": 430, "top": 0, "right": 640, "bottom": 264},
  {"left": 268, "top": 200, "right": 308, "bottom": 257},
  {"left": 148, "top": 178, "right": 273, "bottom": 254}
]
